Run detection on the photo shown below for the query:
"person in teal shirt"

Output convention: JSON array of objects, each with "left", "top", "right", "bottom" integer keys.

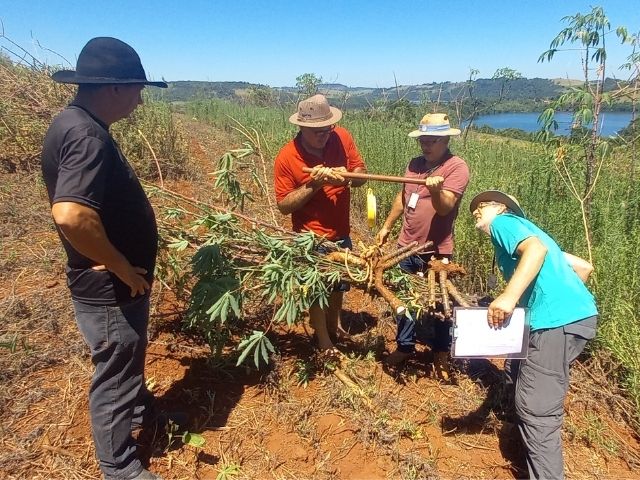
[{"left": 470, "top": 190, "right": 598, "bottom": 480}]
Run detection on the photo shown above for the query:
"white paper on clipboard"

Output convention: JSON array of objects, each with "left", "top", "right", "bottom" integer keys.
[{"left": 451, "top": 307, "right": 529, "bottom": 358}]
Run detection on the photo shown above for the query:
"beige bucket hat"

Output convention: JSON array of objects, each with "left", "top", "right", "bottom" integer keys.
[
  {"left": 469, "top": 190, "right": 526, "bottom": 218},
  {"left": 408, "top": 113, "right": 461, "bottom": 138},
  {"left": 289, "top": 94, "right": 343, "bottom": 128}
]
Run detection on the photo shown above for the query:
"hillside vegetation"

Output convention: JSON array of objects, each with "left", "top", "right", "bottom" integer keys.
[
  {"left": 186, "top": 97, "right": 640, "bottom": 419},
  {"left": 158, "top": 77, "right": 635, "bottom": 113}
]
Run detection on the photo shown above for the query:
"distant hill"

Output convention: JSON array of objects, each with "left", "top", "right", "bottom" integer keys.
[
  {"left": 157, "top": 80, "right": 271, "bottom": 102},
  {"left": 155, "top": 77, "right": 627, "bottom": 111}
]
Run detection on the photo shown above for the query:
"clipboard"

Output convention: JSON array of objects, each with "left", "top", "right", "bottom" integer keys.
[{"left": 451, "top": 307, "right": 530, "bottom": 359}]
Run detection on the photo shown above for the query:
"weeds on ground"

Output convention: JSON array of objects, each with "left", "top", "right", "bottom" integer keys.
[
  {"left": 295, "top": 359, "right": 314, "bottom": 387},
  {"left": 566, "top": 412, "right": 619, "bottom": 457},
  {"left": 216, "top": 462, "right": 241, "bottom": 480}
]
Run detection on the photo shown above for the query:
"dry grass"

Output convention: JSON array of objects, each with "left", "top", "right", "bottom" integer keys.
[{"left": 0, "top": 40, "right": 73, "bottom": 173}]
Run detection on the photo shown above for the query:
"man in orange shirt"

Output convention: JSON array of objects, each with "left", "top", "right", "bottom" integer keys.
[{"left": 274, "top": 94, "right": 367, "bottom": 355}]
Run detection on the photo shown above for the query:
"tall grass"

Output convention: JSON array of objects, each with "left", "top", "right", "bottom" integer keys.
[
  {"left": 111, "top": 100, "right": 191, "bottom": 181},
  {"left": 187, "top": 98, "right": 640, "bottom": 414},
  {"left": 0, "top": 54, "right": 73, "bottom": 173},
  {"left": 0, "top": 52, "right": 190, "bottom": 181}
]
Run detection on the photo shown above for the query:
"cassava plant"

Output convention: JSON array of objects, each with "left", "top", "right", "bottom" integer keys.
[
  {"left": 151, "top": 180, "right": 433, "bottom": 370},
  {"left": 536, "top": 6, "right": 632, "bottom": 261}
]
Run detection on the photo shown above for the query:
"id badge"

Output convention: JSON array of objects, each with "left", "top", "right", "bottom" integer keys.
[
  {"left": 487, "top": 273, "right": 498, "bottom": 290},
  {"left": 407, "top": 192, "right": 419, "bottom": 209}
]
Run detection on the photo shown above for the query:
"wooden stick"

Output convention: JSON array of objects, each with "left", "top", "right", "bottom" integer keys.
[{"left": 301, "top": 167, "right": 426, "bottom": 185}]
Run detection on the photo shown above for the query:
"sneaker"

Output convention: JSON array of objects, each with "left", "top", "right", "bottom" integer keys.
[{"left": 133, "top": 410, "right": 188, "bottom": 431}]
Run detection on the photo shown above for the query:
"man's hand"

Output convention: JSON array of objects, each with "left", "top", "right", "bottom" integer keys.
[
  {"left": 487, "top": 293, "right": 518, "bottom": 329},
  {"left": 93, "top": 263, "right": 150, "bottom": 297},
  {"left": 376, "top": 226, "right": 391, "bottom": 246},
  {"left": 309, "top": 165, "right": 347, "bottom": 187},
  {"left": 425, "top": 175, "right": 445, "bottom": 192}
]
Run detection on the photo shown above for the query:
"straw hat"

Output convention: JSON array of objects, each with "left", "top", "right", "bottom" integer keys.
[
  {"left": 289, "top": 94, "right": 342, "bottom": 127},
  {"left": 469, "top": 190, "right": 525, "bottom": 218},
  {"left": 51, "top": 37, "right": 167, "bottom": 88},
  {"left": 408, "top": 113, "right": 461, "bottom": 138}
]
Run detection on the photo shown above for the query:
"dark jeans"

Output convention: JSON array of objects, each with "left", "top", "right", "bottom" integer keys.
[
  {"left": 395, "top": 252, "right": 452, "bottom": 353},
  {"left": 73, "top": 295, "right": 151, "bottom": 480}
]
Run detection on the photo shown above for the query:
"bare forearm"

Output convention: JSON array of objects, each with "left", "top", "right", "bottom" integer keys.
[
  {"left": 381, "top": 191, "right": 404, "bottom": 229},
  {"left": 52, "top": 201, "right": 151, "bottom": 296},
  {"left": 52, "top": 202, "right": 128, "bottom": 270},
  {"left": 430, "top": 189, "right": 458, "bottom": 216},
  {"left": 564, "top": 252, "right": 593, "bottom": 282},
  {"left": 277, "top": 182, "right": 322, "bottom": 215},
  {"left": 349, "top": 166, "right": 368, "bottom": 187}
]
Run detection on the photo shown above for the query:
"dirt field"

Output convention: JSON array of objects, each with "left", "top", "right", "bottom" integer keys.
[{"left": 1, "top": 117, "right": 640, "bottom": 480}]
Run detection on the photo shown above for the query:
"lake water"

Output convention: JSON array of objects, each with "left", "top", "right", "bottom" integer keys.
[{"left": 465, "top": 111, "right": 634, "bottom": 137}]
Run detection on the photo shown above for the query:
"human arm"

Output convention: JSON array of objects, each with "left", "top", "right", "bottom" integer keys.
[
  {"left": 51, "top": 201, "right": 150, "bottom": 296},
  {"left": 488, "top": 236, "right": 548, "bottom": 328},
  {"left": 276, "top": 165, "right": 344, "bottom": 215},
  {"left": 376, "top": 190, "right": 404, "bottom": 246},
  {"left": 425, "top": 176, "right": 462, "bottom": 216},
  {"left": 564, "top": 252, "right": 593, "bottom": 283},
  {"left": 349, "top": 166, "right": 367, "bottom": 187}
]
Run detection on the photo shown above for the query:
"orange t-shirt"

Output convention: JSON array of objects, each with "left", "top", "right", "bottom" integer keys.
[{"left": 274, "top": 126, "right": 365, "bottom": 240}]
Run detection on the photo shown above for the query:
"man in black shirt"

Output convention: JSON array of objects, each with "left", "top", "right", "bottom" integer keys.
[{"left": 41, "top": 37, "right": 167, "bottom": 480}]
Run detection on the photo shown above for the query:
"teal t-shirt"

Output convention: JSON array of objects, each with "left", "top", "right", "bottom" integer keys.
[{"left": 489, "top": 213, "right": 598, "bottom": 331}]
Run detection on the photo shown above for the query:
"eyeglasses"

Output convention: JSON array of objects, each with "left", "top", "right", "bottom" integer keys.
[
  {"left": 418, "top": 137, "right": 443, "bottom": 146},
  {"left": 476, "top": 201, "right": 503, "bottom": 210}
]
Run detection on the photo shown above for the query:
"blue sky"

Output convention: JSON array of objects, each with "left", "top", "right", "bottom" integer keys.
[{"left": 1, "top": 0, "right": 638, "bottom": 87}]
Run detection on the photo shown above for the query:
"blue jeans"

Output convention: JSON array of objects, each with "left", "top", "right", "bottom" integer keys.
[
  {"left": 73, "top": 295, "right": 151, "bottom": 480},
  {"left": 395, "top": 253, "right": 453, "bottom": 353}
]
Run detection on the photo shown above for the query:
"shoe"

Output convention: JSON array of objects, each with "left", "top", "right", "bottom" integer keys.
[
  {"left": 433, "top": 351, "right": 451, "bottom": 381},
  {"left": 134, "top": 410, "right": 188, "bottom": 431},
  {"left": 383, "top": 349, "right": 412, "bottom": 367},
  {"left": 128, "top": 468, "right": 163, "bottom": 480}
]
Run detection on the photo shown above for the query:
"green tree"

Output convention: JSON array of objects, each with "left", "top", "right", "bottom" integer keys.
[
  {"left": 247, "top": 85, "right": 276, "bottom": 107},
  {"left": 295, "top": 73, "right": 322, "bottom": 98}
]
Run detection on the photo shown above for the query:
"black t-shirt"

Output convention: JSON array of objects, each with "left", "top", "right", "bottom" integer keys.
[{"left": 41, "top": 105, "right": 158, "bottom": 305}]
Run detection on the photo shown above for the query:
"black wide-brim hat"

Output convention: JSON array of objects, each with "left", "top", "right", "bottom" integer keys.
[{"left": 51, "top": 37, "right": 167, "bottom": 88}]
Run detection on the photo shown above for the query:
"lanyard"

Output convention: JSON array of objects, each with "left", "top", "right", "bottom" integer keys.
[{"left": 406, "top": 161, "right": 443, "bottom": 196}]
